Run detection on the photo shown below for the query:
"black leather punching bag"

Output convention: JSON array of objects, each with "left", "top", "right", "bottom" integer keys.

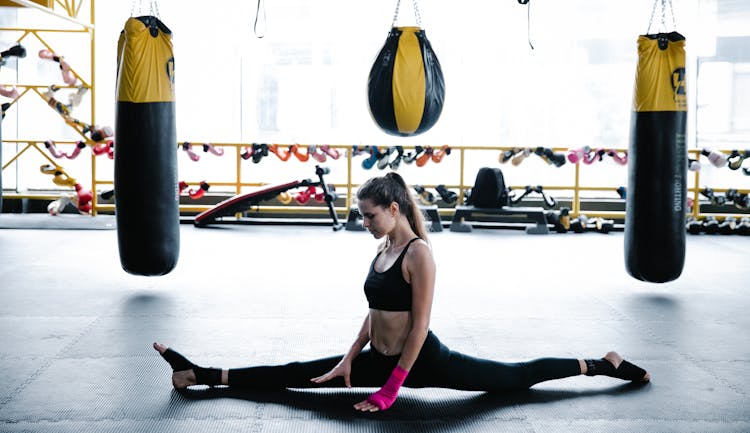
[
  {"left": 0, "top": 117, "right": 3, "bottom": 213},
  {"left": 624, "top": 32, "right": 687, "bottom": 283},
  {"left": 115, "top": 16, "right": 178, "bottom": 276}
]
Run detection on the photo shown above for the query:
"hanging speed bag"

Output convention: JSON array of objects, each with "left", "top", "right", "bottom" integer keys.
[
  {"left": 115, "top": 16, "right": 178, "bottom": 276},
  {"left": 368, "top": 26, "right": 445, "bottom": 137},
  {"left": 624, "top": 32, "right": 687, "bottom": 283}
]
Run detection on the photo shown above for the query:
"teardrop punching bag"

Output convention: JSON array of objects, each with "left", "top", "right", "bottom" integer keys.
[
  {"left": 367, "top": 25, "right": 445, "bottom": 137},
  {"left": 624, "top": 32, "right": 687, "bottom": 283},
  {"left": 115, "top": 16, "right": 179, "bottom": 276}
]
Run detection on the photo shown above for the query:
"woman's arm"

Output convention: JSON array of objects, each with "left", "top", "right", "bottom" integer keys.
[
  {"left": 345, "top": 314, "right": 371, "bottom": 361},
  {"left": 355, "top": 241, "right": 436, "bottom": 412},
  {"left": 396, "top": 241, "right": 436, "bottom": 370},
  {"left": 310, "top": 313, "right": 370, "bottom": 387}
]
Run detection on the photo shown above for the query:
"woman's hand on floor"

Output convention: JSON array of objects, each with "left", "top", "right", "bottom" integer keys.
[
  {"left": 310, "top": 359, "right": 352, "bottom": 387},
  {"left": 354, "top": 399, "right": 382, "bottom": 412}
]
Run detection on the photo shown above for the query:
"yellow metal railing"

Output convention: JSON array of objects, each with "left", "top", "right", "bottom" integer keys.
[
  {"left": 1, "top": 0, "right": 97, "bottom": 211},
  {"left": 5, "top": 142, "right": 748, "bottom": 222}
]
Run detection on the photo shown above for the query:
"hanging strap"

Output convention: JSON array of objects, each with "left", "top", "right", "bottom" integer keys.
[
  {"left": 131, "top": 0, "right": 160, "bottom": 18},
  {"left": 391, "top": 0, "right": 423, "bottom": 28},
  {"left": 647, "top": 0, "right": 676, "bottom": 34},
  {"left": 522, "top": 0, "right": 534, "bottom": 50},
  {"left": 254, "top": 0, "right": 267, "bottom": 38}
]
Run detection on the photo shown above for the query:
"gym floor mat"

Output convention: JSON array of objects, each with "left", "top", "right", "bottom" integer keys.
[
  {"left": 0, "top": 226, "right": 748, "bottom": 432},
  {"left": 0, "top": 214, "right": 116, "bottom": 230}
]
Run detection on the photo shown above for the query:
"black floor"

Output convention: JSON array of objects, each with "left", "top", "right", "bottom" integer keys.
[{"left": 1, "top": 217, "right": 748, "bottom": 432}]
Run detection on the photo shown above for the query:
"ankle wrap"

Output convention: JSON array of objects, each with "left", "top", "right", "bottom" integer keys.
[
  {"left": 194, "top": 366, "right": 222, "bottom": 386},
  {"left": 585, "top": 358, "right": 615, "bottom": 377}
]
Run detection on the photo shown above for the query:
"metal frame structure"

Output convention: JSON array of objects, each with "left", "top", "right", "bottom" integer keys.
[{"left": 1, "top": 0, "right": 97, "bottom": 211}]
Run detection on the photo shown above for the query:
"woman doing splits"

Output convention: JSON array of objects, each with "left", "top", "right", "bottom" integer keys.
[{"left": 154, "top": 172, "right": 649, "bottom": 412}]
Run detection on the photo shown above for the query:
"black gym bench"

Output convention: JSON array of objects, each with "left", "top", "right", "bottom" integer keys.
[{"left": 449, "top": 205, "right": 549, "bottom": 234}]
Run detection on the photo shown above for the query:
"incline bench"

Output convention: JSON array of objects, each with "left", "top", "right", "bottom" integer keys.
[{"left": 450, "top": 205, "right": 549, "bottom": 234}]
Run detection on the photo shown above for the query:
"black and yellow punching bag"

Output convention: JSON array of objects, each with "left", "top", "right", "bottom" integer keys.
[
  {"left": 0, "top": 117, "right": 3, "bottom": 213},
  {"left": 367, "top": 1, "right": 444, "bottom": 137},
  {"left": 624, "top": 31, "right": 687, "bottom": 283},
  {"left": 115, "top": 16, "right": 178, "bottom": 276}
]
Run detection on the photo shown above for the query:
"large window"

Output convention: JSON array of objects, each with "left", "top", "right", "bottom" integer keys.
[{"left": 1, "top": 0, "right": 748, "bottom": 192}]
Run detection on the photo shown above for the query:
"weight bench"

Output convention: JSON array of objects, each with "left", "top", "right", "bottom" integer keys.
[
  {"left": 450, "top": 205, "right": 549, "bottom": 234},
  {"left": 346, "top": 205, "right": 443, "bottom": 232}
]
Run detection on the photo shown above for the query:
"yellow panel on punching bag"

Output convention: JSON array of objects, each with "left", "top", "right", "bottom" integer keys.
[
  {"left": 117, "top": 17, "right": 175, "bottom": 104},
  {"left": 633, "top": 34, "right": 686, "bottom": 112},
  {"left": 392, "top": 27, "right": 427, "bottom": 134}
]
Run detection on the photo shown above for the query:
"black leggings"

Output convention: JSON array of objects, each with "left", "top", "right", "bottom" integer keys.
[{"left": 228, "top": 331, "right": 581, "bottom": 392}]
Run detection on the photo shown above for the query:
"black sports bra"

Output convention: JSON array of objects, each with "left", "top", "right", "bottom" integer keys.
[{"left": 363, "top": 238, "right": 420, "bottom": 312}]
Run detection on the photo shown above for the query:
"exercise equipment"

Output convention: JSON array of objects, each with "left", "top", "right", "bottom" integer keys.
[
  {"left": 511, "top": 148, "right": 532, "bottom": 166},
  {"left": 44, "top": 140, "right": 86, "bottom": 160},
  {"left": 1, "top": 44, "right": 26, "bottom": 64},
  {"left": 435, "top": 184, "right": 457, "bottom": 206},
  {"left": 402, "top": 146, "right": 423, "bottom": 164},
  {"left": 569, "top": 215, "right": 588, "bottom": 233},
  {"left": 389, "top": 146, "right": 404, "bottom": 170},
  {"left": 0, "top": 86, "right": 19, "bottom": 100},
  {"left": 320, "top": 145, "right": 341, "bottom": 160},
  {"left": 700, "top": 187, "right": 725, "bottom": 206},
  {"left": 736, "top": 217, "right": 750, "bottom": 236},
  {"left": 68, "top": 85, "right": 88, "bottom": 108},
  {"left": 510, "top": 185, "right": 557, "bottom": 209},
  {"left": 38, "top": 49, "right": 77, "bottom": 85},
  {"left": 431, "top": 145, "right": 451, "bottom": 163},
  {"left": 700, "top": 148, "right": 727, "bottom": 168},
  {"left": 703, "top": 216, "right": 719, "bottom": 234},
  {"left": 718, "top": 217, "right": 736, "bottom": 235},
  {"left": 624, "top": 7, "right": 687, "bottom": 282},
  {"left": 277, "top": 191, "right": 293, "bottom": 205},
  {"left": 268, "top": 144, "right": 291, "bottom": 161},
  {"left": 115, "top": 15, "right": 178, "bottom": 276},
  {"left": 179, "top": 180, "right": 209, "bottom": 200},
  {"left": 202, "top": 142, "right": 224, "bottom": 156},
  {"left": 42, "top": 85, "right": 113, "bottom": 143},
  {"left": 252, "top": 143, "right": 269, "bottom": 163},
  {"left": 685, "top": 216, "right": 702, "bottom": 235},
  {"left": 92, "top": 140, "right": 114, "bottom": 159},
  {"left": 607, "top": 149, "right": 629, "bottom": 165},
  {"left": 413, "top": 184, "right": 436, "bottom": 206},
  {"left": 180, "top": 142, "right": 200, "bottom": 161},
  {"left": 367, "top": 0, "right": 444, "bottom": 136},
  {"left": 377, "top": 147, "right": 394, "bottom": 170},
  {"left": 500, "top": 148, "right": 519, "bottom": 164},
  {"left": 294, "top": 186, "right": 317, "bottom": 205},
  {"left": 290, "top": 143, "right": 309, "bottom": 162},
  {"left": 534, "top": 147, "right": 566, "bottom": 167},
  {"left": 726, "top": 150, "right": 749, "bottom": 170},
  {"left": 194, "top": 165, "right": 343, "bottom": 230},
  {"left": 308, "top": 145, "right": 327, "bottom": 163},
  {"left": 592, "top": 217, "right": 615, "bottom": 234},
  {"left": 361, "top": 146, "right": 379, "bottom": 169},
  {"left": 416, "top": 146, "right": 434, "bottom": 167}
]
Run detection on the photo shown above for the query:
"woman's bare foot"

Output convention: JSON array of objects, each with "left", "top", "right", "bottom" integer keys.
[
  {"left": 603, "top": 351, "right": 650, "bottom": 382},
  {"left": 153, "top": 342, "right": 197, "bottom": 389}
]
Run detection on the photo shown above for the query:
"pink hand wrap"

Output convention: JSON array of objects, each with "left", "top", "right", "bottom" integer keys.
[{"left": 367, "top": 365, "right": 409, "bottom": 410}]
